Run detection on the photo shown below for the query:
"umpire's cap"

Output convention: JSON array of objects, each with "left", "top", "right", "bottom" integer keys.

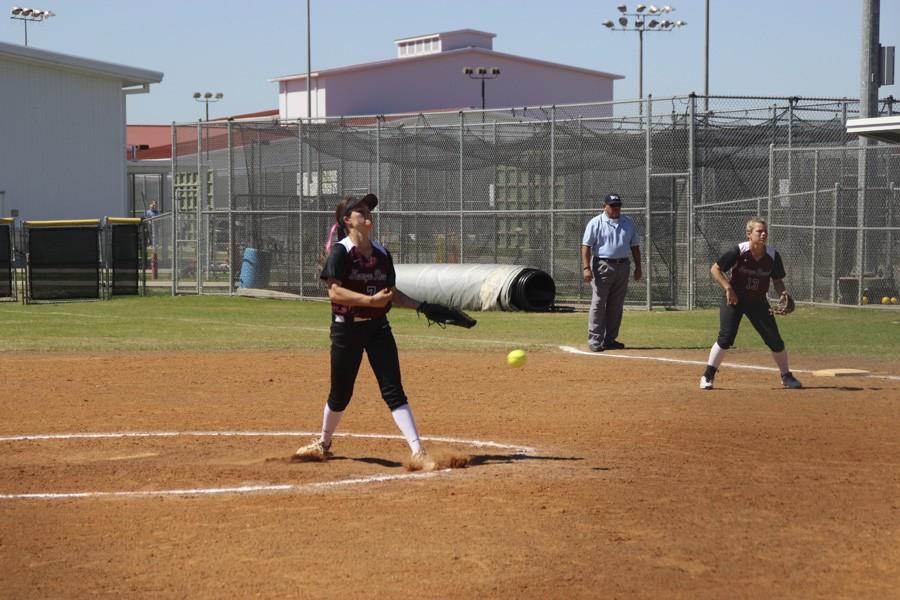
[
  {"left": 342, "top": 193, "right": 378, "bottom": 219},
  {"left": 604, "top": 193, "right": 622, "bottom": 206}
]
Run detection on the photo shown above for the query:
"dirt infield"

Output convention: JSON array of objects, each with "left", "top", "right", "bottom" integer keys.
[{"left": 1, "top": 349, "right": 899, "bottom": 599}]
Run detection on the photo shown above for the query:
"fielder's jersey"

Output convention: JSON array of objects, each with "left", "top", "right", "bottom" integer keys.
[
  {"left": 716, "top": 241, "right": 786, "bottom": 300},
  {"left": 321, "top": 237, "right": 395, "bottom": 319}
]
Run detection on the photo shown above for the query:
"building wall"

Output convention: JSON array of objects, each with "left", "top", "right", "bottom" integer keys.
[
  {"left": 0, "top": 57, "right": 127, "bottom": 221},
  {"left": 279, "top": 50, "right": 615, "bottom": 119},
  {"left": 281, "top": 79, "right": 326, "bottom": 120}
]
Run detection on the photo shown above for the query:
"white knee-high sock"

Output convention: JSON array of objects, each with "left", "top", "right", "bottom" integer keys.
[
  {"left": 391, "top": 404, "right": 423, "bottom": 453},
  {"left": 708, "top": 342, "right": 727, "bottom": 369},
  {"left": 772, "top": 350, "right": 790, "bottom": 375},
  {"left": 321, "top": 405, "right": 344, "bottom": 445}
]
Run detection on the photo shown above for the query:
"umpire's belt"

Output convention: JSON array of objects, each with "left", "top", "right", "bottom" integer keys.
[{"left": 598, "top": 257, "right": 629, "bottom": 263}]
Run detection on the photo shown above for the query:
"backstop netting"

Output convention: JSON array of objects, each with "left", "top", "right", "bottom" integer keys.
[
  {"left": 25, "top": 220, "right": 101, "bottom": 303},
  {"left": 0, "top": 218, "right": 14, "bottom": 301}
]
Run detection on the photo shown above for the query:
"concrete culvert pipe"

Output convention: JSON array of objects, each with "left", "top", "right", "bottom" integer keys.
[{"left": 394, "top": 264, "right": 556, "bottom": 312}]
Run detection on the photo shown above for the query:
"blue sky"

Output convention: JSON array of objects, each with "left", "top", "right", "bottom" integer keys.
[{"left": 4, "top": 0, "right": 898, "bottom": 124}]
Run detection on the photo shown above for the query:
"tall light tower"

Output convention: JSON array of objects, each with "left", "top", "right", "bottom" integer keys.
[
  {"left": 462, "top": 67, "right": 501, "bottom": 111},
  {"left": 602, "top": 4, "right": 686, "bottom": 102},
  {"left": 9, "top": 6, "right": 55, "bottom": 46}
]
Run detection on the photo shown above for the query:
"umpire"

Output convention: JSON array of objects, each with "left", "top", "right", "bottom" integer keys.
[{"left": 580, "top": 193, "right": 642, "bottom": 352}]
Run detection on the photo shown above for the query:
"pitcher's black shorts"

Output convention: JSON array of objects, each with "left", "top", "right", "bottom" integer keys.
[
  {"left": 717, "top": 295, "right": 785, "bottom": 353},
  {"left": 328, "top": 316, "right": 408, "bottom": 412}
]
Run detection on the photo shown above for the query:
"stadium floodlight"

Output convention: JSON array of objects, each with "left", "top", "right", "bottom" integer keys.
[
  {"left": 9, "top": 5, "right": 55, "bottom": 45},
  {"left": 193, "top": 91, "right": 224, "bottom": 122},
  {"left": 602, "top": 3, "right": 686, "bottom": 106},
  {"left": 463, "top": 65, "right": 501, "bottom": 111}
]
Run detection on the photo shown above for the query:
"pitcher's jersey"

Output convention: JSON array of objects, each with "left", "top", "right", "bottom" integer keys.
[
  {"left": 716, "top": 241, "right": 785, "bottom": 300},
  {"left": 321, "top": 237, "right": 395, "bottom": 318}
]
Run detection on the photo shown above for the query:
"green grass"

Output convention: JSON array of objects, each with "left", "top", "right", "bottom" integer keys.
[{"left": 0, "top": 295, "right": 898, "bottom": 358}]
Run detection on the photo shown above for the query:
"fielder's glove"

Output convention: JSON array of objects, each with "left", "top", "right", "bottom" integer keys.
[
  {"left": 416, "top": 301, "right": 477, "bottom": 329},
  {"left": 770, "top": 292, "right": 796, "bottom": 315}
]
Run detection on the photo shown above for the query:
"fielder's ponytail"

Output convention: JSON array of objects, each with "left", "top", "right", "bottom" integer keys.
[{"left": 317, "top": 196, "right": 355, "bottom": 279}]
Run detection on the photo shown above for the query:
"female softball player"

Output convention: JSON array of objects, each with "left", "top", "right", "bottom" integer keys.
[
  {"left": 700, "top": 218, "right": 802, "bottom": 390},
  {"left": 293, "top": 193, "right": 435, "bottom": 470}
]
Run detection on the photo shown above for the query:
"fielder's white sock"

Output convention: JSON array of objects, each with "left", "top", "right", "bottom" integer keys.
[
  {"left": 772, "top": 350, "right": 790, "bottom": 375},
  {"left": 321, "top": 405, "right": 344, "bottom": 446},
  {"left": 708, "top": 342, "right": 727, "bottom": 369},
  {"left": 391, "top": 404, "right": 423, "bottom": 454}
]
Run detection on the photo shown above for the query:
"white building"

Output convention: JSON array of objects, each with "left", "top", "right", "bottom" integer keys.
[
  {"left": 0, "top": 41, "right": 163, "bottom": 221},
  {"left": 272, "top": 29, "right": 622, "bottom": 119}
]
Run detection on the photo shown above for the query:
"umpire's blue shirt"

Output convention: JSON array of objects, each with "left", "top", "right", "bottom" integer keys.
[{"left": 582, "top": 212, "right": 641, "bottom": 259}]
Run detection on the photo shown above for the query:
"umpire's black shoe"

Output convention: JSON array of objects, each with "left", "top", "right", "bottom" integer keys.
[{"left": 602, "top": 340, "right": 626, "bottom": 350}]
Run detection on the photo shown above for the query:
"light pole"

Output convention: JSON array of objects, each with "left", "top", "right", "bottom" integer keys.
[
  {"left": 193, "top": 92, "right": 223, "bottom": 160},
  {"left": 9, "top": 6, "right": 55, "bottom": 46},
  {"left": 462, "top": 67, "right": 501, "bottom": 111},
  {"left": 193, "top": 92, "right": 224, "bottom": 122},
  {"left": 602, "top": 4, "right": 686, "bottom": 103}
]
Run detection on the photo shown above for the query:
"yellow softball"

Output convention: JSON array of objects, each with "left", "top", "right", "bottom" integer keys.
[{"left": 507, "top": 349, "right": 526, "bottom": 368}]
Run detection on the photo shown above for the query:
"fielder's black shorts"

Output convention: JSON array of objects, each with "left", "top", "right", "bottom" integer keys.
[
  {"left": 717, "top": 295, "right": 785, "bottom": 353},
  {"left": 328, "top": 316, "right": 408, "bottom": 412}
]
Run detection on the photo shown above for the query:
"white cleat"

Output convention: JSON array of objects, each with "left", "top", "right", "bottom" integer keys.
[{"left": 699, "top": 375, "right": 714, "bottom": 390}]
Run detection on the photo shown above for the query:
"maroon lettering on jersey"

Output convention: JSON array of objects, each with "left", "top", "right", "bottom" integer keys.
[
  {"left": 718, "top": 241, "right": 785, "bottom": 301},
  {"left": 326, "top": 237, "right": 395, "bottom": 319}
]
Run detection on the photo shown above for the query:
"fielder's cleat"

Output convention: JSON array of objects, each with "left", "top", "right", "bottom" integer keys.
[
  {"left": 781, "top": 372, "right": 803, "bottom": 389},
  {"left": 699, "top": 375, "right": 714, "bottom": 390},
  {"left": 602, "top": 340, "right": 626, "bottom": 350},
  {"left": 588, "top": 344, "right": 604, "bottom": 352},
  {"left": 407, "top": 449, "right": 437, "bottom": 472},
  {"left": 292, "top": 438, "right": 332, "bottom": 461}
]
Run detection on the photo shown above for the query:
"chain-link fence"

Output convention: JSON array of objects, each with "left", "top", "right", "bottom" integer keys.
[{"left": 166, "top": 94, "right": 899, "bottom": 308}]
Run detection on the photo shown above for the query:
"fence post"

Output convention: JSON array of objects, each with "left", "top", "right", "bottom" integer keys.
[
  {"left": 550, "top": 105, "right": 556, "bottom": 279},
  {"left": 196, "top": 121, "right": 203, "bottom": 295},
  {"left": 376, "top": 116, "right": 382, "bottom": 241},
  {"left": 298, "top": 119, "right": 305, "bottom": 298},
  {"left": 645, "top": 95, "right": 652, "bottom": 310},
  {"left": 170, "top": 122, "right": 177, "bottom": 296},
  {"left": 688, "top": 94, "right": 696, "bottom": 310},
  {"left": 767, "top": 143, "right": 775, "bottom": 222},
  {"left": 227, "top": 119, "right": 233, "bottom": 295},
  {"left": 856, "top": 142, "right": 866, "bottom": 306},
  {"left": 459, "top": 111, "right": 464, "bottom": 263},
  {"left": 831, "top": 182, "right": 838, "bottom": 303},
  {"left": 811, "top": 149, "right": 818, "bottom": 302}
]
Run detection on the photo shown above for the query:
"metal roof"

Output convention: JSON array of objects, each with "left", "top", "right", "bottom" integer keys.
[
  {"left": 0, "top": 40, "right": 163, "bottom": 88},
  {"left": 846, "top": 115, "right": 900, "bottom": 144}
]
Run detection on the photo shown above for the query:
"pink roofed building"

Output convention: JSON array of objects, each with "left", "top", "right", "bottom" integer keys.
[{"left": 271, "top": 29, "right": 622, "bottom": 119}]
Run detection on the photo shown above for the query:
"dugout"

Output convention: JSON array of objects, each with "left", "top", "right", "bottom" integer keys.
[
  {"left": 0, "top": 218, "right": 16, "bottom": 302},
  {"left": 104, "top": 217, "right": 147, "bottom": 297},
  {"left": 24, "top": 220, "right": 102, "bottom": 303}
]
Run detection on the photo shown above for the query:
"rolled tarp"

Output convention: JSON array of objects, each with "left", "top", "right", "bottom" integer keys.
[{"left": 394, "top": 263, "right": 555, "bottom": 312}]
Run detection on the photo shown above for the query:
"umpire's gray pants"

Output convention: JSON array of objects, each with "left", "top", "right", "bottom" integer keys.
[{"left": 588, "top": 257, "right": 630, "bottom": 349}]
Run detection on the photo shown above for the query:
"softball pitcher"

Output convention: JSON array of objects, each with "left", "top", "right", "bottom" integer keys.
[
  {"left": 293, "top": 193, "right": 435, "bottom": 470},
  {"left": 700, "top": 218, "right": 802, "bottom": 390}
]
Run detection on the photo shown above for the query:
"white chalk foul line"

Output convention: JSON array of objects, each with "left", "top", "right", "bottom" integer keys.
[
  {"left": 0, "top": 431, "right": 534, "bottom": 501},
  {"left": 559, "top": 345, "right": 900, "bottom": 381}
]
